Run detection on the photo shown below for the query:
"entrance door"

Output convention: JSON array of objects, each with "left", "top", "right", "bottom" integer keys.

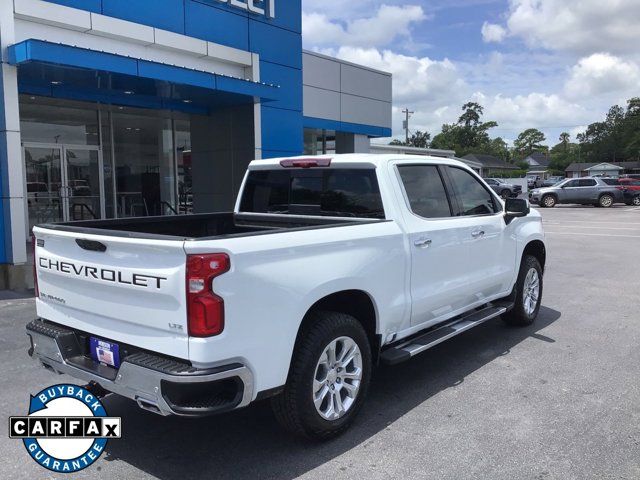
[
  {"left": 23, "top": 143, "right": 104, "bottom": 227},
  {"left": 64, "top": 146, "right": 104, "bottom": 221},
  {"left": 24, "top": 145, "right": 64, "bottom": 231}
]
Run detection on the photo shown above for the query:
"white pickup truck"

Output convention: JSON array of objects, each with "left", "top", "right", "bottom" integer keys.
[{"left": 28, "top": 154, "right": 546, "bottom": 439}]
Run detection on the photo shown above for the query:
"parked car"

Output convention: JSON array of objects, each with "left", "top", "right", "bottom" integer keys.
[
  {"left": 618, "top": 179, "right": 640, "bottom": 206},
  {"left": 600, "top": 178, "right": 620, "bottom": 186},
  {"left": 484, "top": 178, "right": 523, "bottom": 198},
  {"left": 530, "top": 177, "right": 624, "bottom": 208},
  {"left": 542, "top": 176, "right": 565, "bottom": 187},
  {"left": 620, "top": 174, "right": 640, "bottom": 180},
  {"left": 527, "top": 175, "right": 542, "bottom": 189},
  {"left": 28, "top": 154, "right": 546, "bottom": 439}
]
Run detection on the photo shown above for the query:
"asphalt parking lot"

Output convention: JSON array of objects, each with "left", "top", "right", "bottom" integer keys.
[{"left": 1, "top": 205, "right": 639, "bottom": 480}]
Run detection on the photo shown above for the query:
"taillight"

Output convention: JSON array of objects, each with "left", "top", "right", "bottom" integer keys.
[
  {"left": 186, "top": 253, "right": 230, "bottom": 337},
  {"left": 32, "top": 238, "right": 39, "bottom": 297}
]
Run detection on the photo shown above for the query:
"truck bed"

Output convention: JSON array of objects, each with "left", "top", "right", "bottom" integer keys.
[{"left": 37, "top": 212, "right": 373, "bottom": 240}]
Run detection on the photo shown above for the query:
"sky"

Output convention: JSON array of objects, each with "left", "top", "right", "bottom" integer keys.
[{"left": 301, "top": 0, "right": 640, "bottom": 147}]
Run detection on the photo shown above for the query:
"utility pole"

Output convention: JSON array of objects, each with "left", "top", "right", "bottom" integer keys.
[{"left": 402, "top": 108, "right": 414, "bottom": 145}]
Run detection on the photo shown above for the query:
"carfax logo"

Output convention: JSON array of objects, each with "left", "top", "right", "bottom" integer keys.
[{"left": 9, "top": 384, "right": 121, "bottom": 473}]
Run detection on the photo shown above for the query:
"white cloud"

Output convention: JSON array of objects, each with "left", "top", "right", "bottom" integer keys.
[
  {"left": 500, "top": 0, "right": 640, "bottom": 55},
  {"left": 302, "top": 5, "right": 427, "bottom": 48},
  {"left": 564, "top": 53, "right": 640, "bottom": 99},
  {"left": 475, "top": 92, "right": 589, "bottom": 133},
  {"left": 481, "top": 22, "right": 507, "bottom": 43}
]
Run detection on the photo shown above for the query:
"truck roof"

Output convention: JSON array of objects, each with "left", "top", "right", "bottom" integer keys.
[{"left": 248, "top": 154, "right": 472, "bottom": 170}]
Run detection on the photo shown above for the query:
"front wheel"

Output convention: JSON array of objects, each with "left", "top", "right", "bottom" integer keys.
[
  {"left": 272, "top": 311, "right": 372, "bottom": 440},
  {"left": 541, "top": 195, "right": 556, "bottom": 208},
  {"left": 502, "top": 255, "right": 543, "bottom": 327},
  {"left": 633, "top": 196, "right": 640, "bottom": 207},
  {"left": 500, "top": 189, "right": 511, "bottom": 199},
  {"left": 599, "top": 194, "right": 614, "bottom": 208}
]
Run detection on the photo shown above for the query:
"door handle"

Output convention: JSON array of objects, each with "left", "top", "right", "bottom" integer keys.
[
  {"left": 471, "top": 230, "right": 485, "bottom": 238},
  {"left": 414, "top": 238, "right": 432, "bottom": 248}
]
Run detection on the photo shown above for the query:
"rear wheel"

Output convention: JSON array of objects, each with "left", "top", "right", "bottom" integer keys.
[
  {"left": 272, "top": 311, "right": 372, "bottom": 440},
  {"left": 599, "top": 194, "right": 614, "bottom": 208},
  {"left": 541, "top": 195, "right": 556, "bottom": 208},
  {"left": 502, "top": 255, "right": 543, "bottom": 327}
]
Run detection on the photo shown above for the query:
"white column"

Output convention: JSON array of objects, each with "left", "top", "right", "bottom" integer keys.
[{"left": 0, "top": 1, "right": 27, "bottom": 264}]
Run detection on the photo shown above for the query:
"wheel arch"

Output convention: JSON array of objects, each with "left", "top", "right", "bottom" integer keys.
[
  {"left": 522, "top": 239, "right": 546, "bottom": 272},
  {"left": 296, "top": 290, "right": 380, "bottom": 364}
]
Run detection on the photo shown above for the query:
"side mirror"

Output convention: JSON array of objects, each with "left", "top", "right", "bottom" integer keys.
[{"left": 504, "top": 198, "right": 530, "bottom": 224}]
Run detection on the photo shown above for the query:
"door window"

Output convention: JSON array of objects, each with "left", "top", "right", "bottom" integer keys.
[
  {"left": 446, "top": 167, "right": 498, "bottom": 216},
  {"left": 397, "top": 165, "right": 452, "bottom": 218},
  {"left": 578, "top": 179, "right": 597, "bottom": 187},
  {"left": 564, "top": 180, "right": 580, "bottom": 187}
]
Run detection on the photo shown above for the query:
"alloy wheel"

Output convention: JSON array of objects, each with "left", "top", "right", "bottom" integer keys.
[
  {"left": 523, "top": 268, "right": 540, "bottom": 317},
  {"left": 313, "top": 336, "right": 363, "bottom": 421}
]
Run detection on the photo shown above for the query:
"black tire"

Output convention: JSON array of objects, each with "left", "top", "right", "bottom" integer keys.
[
  {"left": 502, "top": 255, "right": 543, "bottom": 327},
  {"left": 271, "top": 311, "right": 372, "bottom": 440},
  {"left": 500, "top": 189, "right": 511, "bottom": 199},
  {"left": 599, "top": 194, "right": 614, "bottom": 208},
  {"left": 633, "top": 196, "right": 640, "bottom": 207},
  {"left": 541, "top": 194, "right": 556, "bottom": 208}
]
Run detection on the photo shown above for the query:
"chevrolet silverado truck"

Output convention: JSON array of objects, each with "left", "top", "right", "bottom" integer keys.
[{"left": 28, "top": 154, "right": 546, "bottom": 439}]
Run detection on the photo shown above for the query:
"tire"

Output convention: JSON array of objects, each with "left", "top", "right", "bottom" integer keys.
[
  {"left": 541, "top": 194, "right": 556, "bottom": 208},
  {"left": 500, "top": 189, "right": 511, "bottom": 199},
  {"left": 502, "top": 255, "right": 543, "bottom": 327},
  {"left": 633, "top": 196, "right": 640, "bottom": 207},
  {"left": 599, "top": 194, "right": 614, "bottom": 208},
  {"left": 271, "top": 311, "right": 372, "bottom": 440}
]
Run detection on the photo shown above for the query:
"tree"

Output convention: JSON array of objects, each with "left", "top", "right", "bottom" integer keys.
[
  {"left": 430, "top": 101, "right": 500, "bottom": 157},
  {"left": 458, "top": 102, "right": 484, "bottom": 128},
  {"left": 389, "top": 130, "right": 431, "bottom": 148},
  {"left": 559, "top": 132, "right": 570, "bottom": 152},
  {"left": 514, "top": 128, "right": 546, "bottom": 157}
]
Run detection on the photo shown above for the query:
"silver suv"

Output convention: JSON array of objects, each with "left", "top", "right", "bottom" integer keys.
[{"left": 530, "top": 177, "right": 623, "bottom": 208}]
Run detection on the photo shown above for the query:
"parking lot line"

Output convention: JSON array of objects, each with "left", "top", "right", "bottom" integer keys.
[
  {"left": 543, "top": 225, "right": 640, "bottom": 231},
  {"left": 544, "top": 231, "right": 640, "bottom": 238},
  {"left": 543, "top": 220, "right": 640, "bottom": 225}
]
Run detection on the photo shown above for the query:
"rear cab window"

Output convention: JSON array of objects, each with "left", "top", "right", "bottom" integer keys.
[{"left": 240, "top": 168, "right": 385, "bottom": 218}]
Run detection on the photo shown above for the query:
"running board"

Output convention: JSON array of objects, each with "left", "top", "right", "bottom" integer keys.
[{"left": 380, "top": 304, "right": 510, "bottom": 365}]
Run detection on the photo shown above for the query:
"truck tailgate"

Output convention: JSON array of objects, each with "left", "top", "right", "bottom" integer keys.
[{"left": 33, "top": 226, "right": 189, "bottom": 359}]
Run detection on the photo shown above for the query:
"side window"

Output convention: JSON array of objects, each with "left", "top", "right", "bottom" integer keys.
[
  {"left": 578, "top": 179, "right": 597, "bottom": 187},
  {"left": 397, "top": 165, "right": 452, "bottom": 218},
  {"left": 564, "top": 180, "right": 580, "bottom": 187},
  {"left": 446, "top": 167, "right": 498, "bottom": 216}
]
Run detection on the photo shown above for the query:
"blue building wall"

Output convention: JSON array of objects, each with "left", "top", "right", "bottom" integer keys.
[{"left": 42, "top": 0, "right": 303, "bottom": 158}]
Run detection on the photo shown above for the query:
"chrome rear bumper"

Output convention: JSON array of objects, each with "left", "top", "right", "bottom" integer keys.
[{"left": 26, "top": 319, "right": 254, "bottom": 417}]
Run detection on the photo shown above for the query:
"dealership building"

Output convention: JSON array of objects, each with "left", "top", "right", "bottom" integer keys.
[{"left": 0, "top": 0, "right": 392, "bottom": 289}]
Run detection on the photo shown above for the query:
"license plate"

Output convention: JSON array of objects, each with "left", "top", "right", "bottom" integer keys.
[{"left": 89, "top": 337, "right": 120, "bottom": 368}]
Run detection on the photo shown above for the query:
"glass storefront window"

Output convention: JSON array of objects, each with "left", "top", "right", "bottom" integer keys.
[
  {"left": 20, "top": 96, "right": 196, "bottom": 227},
  {"left": 20, "top": 98, "right": 100, "bottom": 146},
  {"left": 303, "top": 128, "right": 335, "bottom": 155},
  {"left": 175, "top": 119, "right": 192, "bottom": 214},
  {"left": 112, "top": 113, "right": 175, "bottom": 217}
]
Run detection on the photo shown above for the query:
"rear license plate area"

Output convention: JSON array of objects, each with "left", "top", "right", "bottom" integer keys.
[{"left": 89, "top": 337, "right": 120, "bottom": 368}]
